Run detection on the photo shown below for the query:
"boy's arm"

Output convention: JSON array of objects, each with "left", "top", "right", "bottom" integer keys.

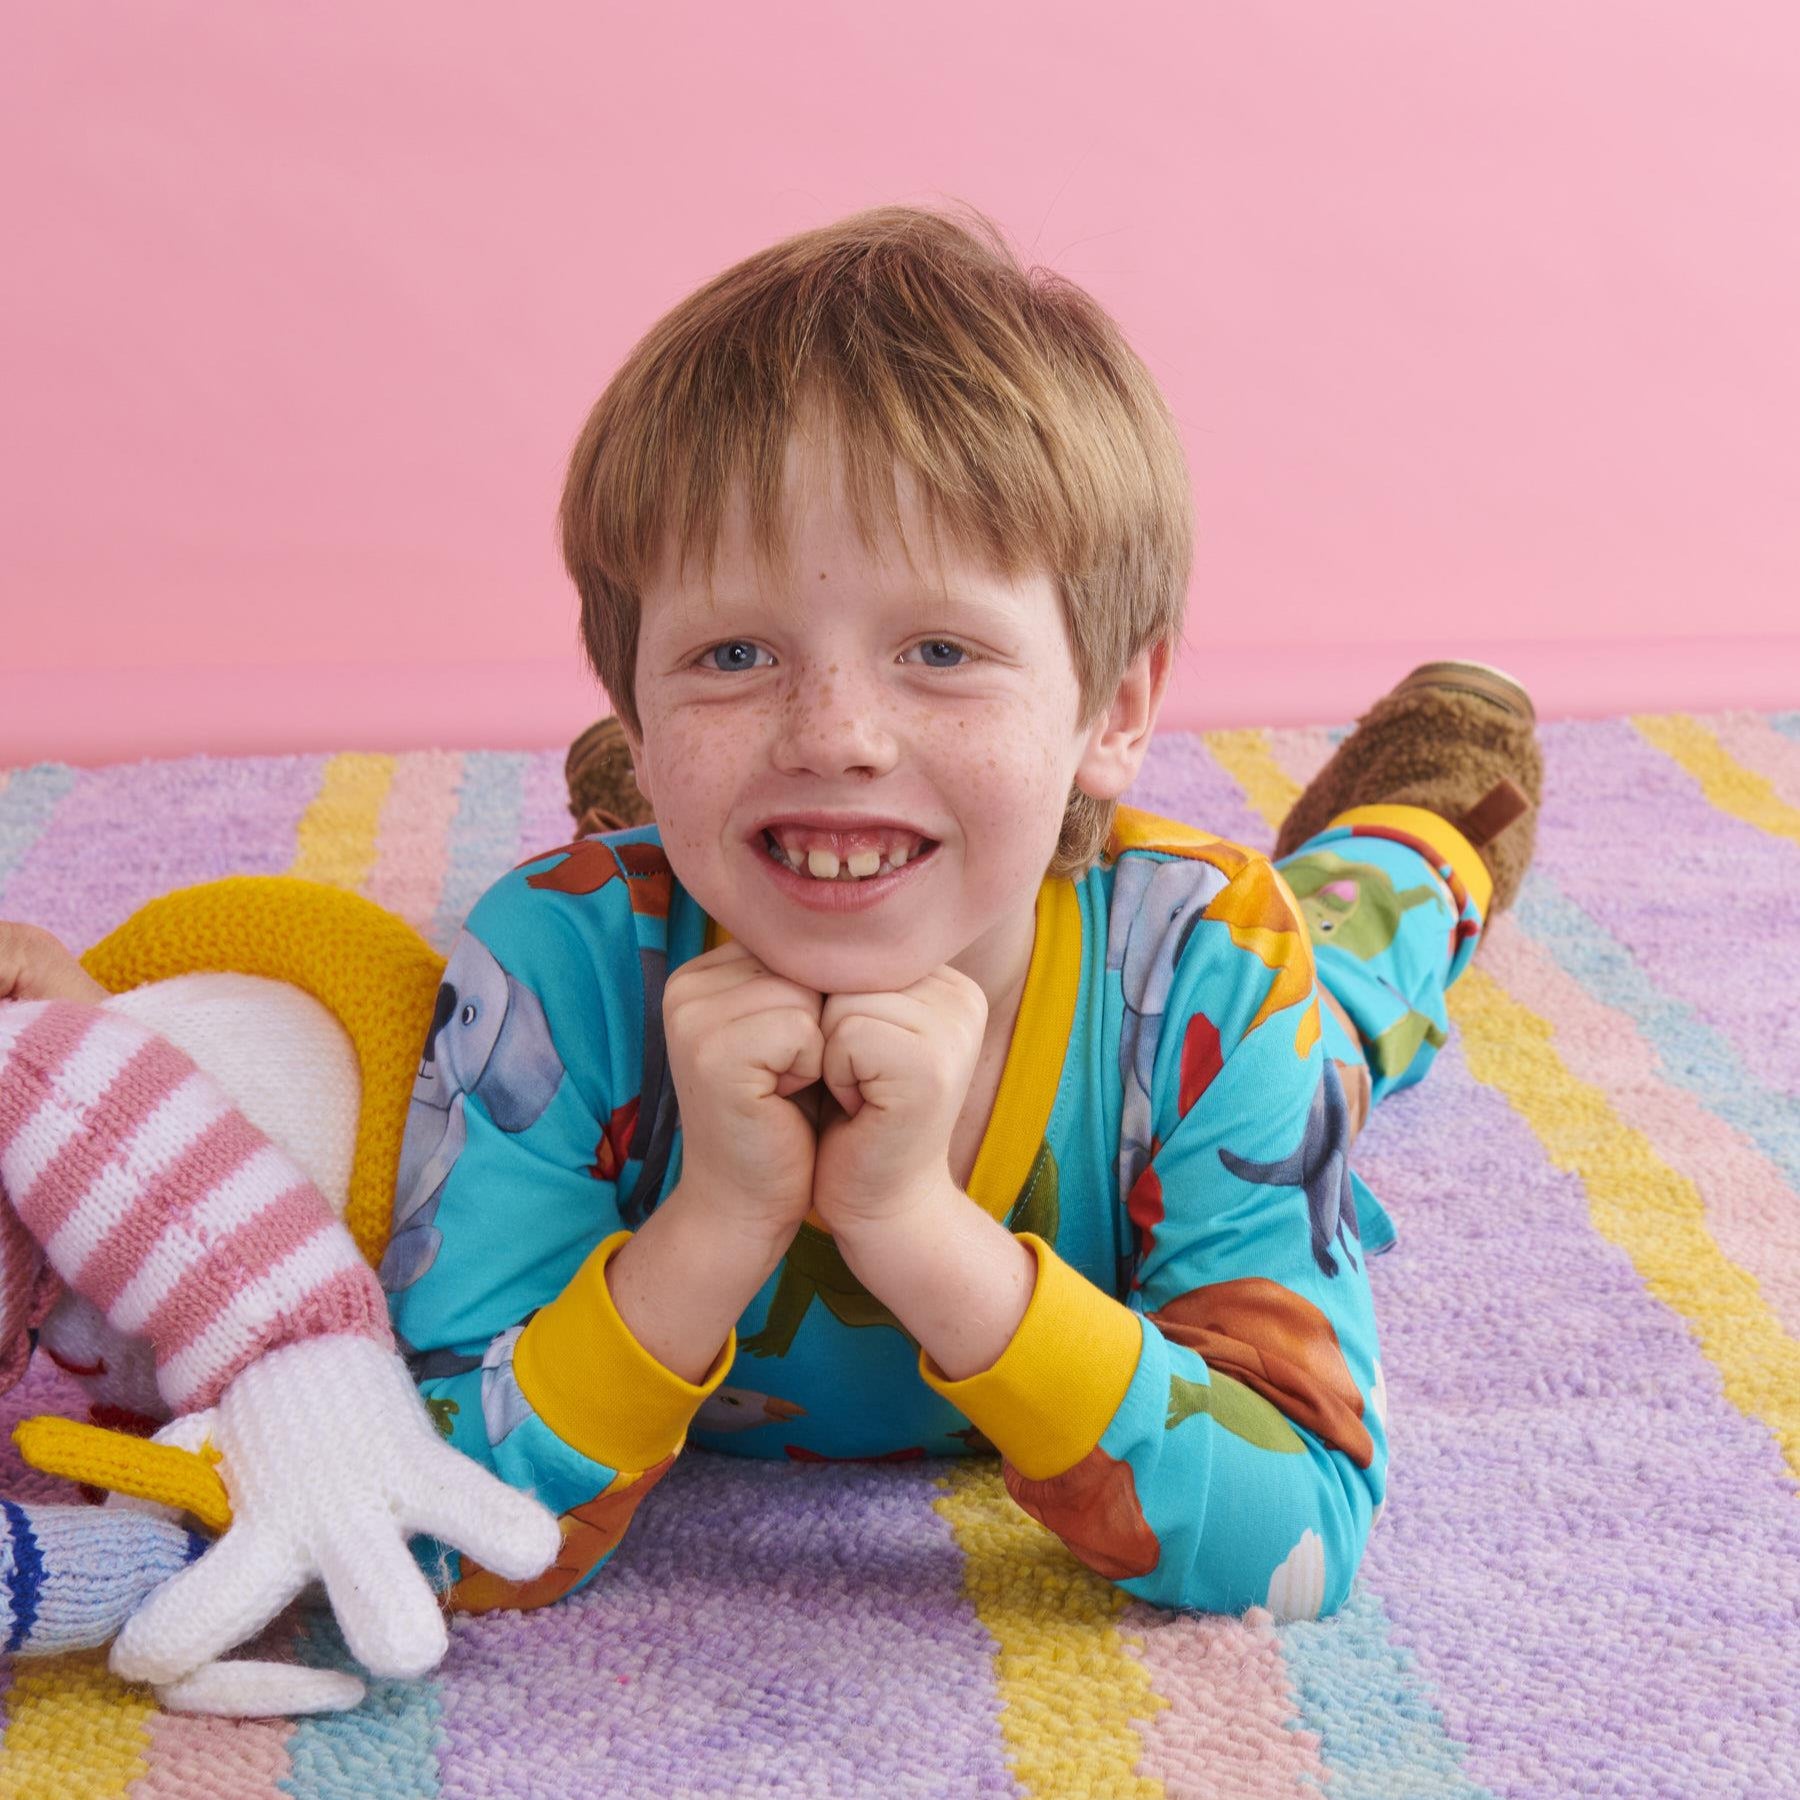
[
  {"left": 911, "top": 852, "right": 1388, "bottom": 1619},
  {"left": 385, "top": 869, "right": 770, "bottom": 1608}
]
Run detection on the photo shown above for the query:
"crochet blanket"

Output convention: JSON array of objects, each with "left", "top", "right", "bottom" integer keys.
[{"left": 2, "top": 713, "right": 1797, "bottom": 1798}]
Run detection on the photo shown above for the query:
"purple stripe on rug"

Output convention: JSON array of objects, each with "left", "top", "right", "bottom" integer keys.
[
  {"left": 1353, "top": 1038, "right": 1800, "bottom": 1799},
  {"left": 1537, "top": 719, "right": 1800, "bottom": 1099},
  {"left": 518, "top": 747, "right": 580, "bottom": 859},
  {"left": 1128, "top": 733, "right": 1273, "bottom": 848},
  {"left": 432, "top": 1454, "right": 1018, "bottom": 1799},
  {"left": 0, "top": 753, "right": 329, "bottom": 951}
]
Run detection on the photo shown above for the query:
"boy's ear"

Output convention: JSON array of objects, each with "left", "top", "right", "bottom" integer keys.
[{"left": 1072, "top": 637, "right": 1175, "bottom": 802}]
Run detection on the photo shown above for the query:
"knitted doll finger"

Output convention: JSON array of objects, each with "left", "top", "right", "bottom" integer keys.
[
  {"left": 315, "top": 1510, "right": 449, "bottom": 1679},
  {"left": 110, "top": 1518, "right": 309, "bottom": 1687},
  {"left": 155, "top": 1658, "right": 366, "bottom": 1718},
  {"left": 399, "top": 1435, "right": 582, "bottom": 1584}
]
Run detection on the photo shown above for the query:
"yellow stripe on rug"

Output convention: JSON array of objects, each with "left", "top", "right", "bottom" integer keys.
[
  {"left": 1202, "top": 729, "right": 1299, "bottom": 834},
  {"left": 0, "top": 1651, "right": 157, "bottom": 1799},
  {"left": 1633, "top": 714, "right": 1800, "bottom": 848},
  {"left": 1237, "top": 727, "right": 1800, "bottom": 1481},
  {"left": 933, "top": 1461, "right": 1166, "bottom": 1798},
  {"left": 288, "top": 752, "right": 398, "bottom": 890},
  {"left": 1449, "top": 966, "right": 1800, "bottom": 1476}
]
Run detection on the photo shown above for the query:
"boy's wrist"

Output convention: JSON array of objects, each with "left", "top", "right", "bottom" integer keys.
[
  {"left": 601, "top": 1178, "right": 795, "bottom": 1388},
  {"left": 833, "top": 1181, "right": 1042, "bottom": 1384},
  {"left": 664, "top": 1165, "right": 809, "bottom": 1267}
]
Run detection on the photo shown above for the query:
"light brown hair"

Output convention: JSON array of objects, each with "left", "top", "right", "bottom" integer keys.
[{"left": 559, "top": 201, "right": 1193, "bottom": 879}]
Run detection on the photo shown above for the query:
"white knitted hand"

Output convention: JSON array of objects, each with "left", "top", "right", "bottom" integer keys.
[{"left": 108, "top": 1334, "right": 562, "bottom": 1697}]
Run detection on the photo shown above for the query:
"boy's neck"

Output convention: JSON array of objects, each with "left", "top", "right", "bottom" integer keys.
[{"left": 952, "top": 897, "right": 1038, "bottom": 1065}]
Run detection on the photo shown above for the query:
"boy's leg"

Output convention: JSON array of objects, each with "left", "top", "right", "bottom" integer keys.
[
  {"left": 1276, "top": 808, "right": 1491, "bottom": 1108},
  {"left": 1272, "top": 661, "right": 1543, "bottom": 1116}
]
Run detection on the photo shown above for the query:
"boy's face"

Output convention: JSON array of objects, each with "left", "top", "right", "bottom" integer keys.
[{"left": 624, "top": 425, "right": 1167, "bottom": 1006}]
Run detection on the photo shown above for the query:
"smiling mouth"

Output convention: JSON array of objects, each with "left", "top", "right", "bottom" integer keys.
[{"left": 758, "top": 829, "right": 939, "bottom": 883}]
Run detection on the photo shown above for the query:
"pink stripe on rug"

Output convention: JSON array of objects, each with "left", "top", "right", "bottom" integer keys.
[
  {"left": 1476, "top": 916, "right": 1800, "bottom": 1335},
  {"left": 1708, "top": 709, "right": 1800, "bottom": 811},
  {"left": 364, "top": 750, "right": 463, "bottom": 932},
  {"left": 1263, "top": 726, "right": 1338, "bottom": 788},
  {"left": 133, "top": 1709, "right": 295, "bottom": 1799},
  {"left": 1123, "top": 1606, "right": 1330, "bottom": 1795}
]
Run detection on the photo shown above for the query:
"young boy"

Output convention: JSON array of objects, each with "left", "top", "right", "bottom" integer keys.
[
  {"left": 377, "top": 204, "right": 1539, "bottom": 1619},
  {"left": 0, "top": 203, "right": 1540, "bottom": 1696}
]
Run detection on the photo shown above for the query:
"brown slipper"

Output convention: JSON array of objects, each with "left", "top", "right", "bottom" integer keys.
[{"left": 1273, "top": 661, "right": 1543, "bottom": 919}]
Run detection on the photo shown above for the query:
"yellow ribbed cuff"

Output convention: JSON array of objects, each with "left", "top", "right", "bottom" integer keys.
[
  {"left": 1325, "top": 803, "right": 1493, "bottom": 921},
  {"left": 917, "top": 1233, "right": 1143, "bottom": 1481},
  {"left": 514, "top": 1230, "right": 734, "bottom": 1473}
]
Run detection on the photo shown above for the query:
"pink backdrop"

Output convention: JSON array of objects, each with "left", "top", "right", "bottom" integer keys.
[{"left": 4, "top": 2, "right": 1798, "bottom": 768}]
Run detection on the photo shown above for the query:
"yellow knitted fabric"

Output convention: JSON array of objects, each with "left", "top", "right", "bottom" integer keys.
[
  {"left": 13, "top": 1418, "right": 233, "bottom": 1531},
  {"left": 77, "top": 876, "right": 445, "bottom": 1269}
]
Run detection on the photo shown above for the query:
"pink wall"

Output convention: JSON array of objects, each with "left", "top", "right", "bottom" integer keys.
[{"left": 4, "top": 2, "right": 1798, "bottom": 768}]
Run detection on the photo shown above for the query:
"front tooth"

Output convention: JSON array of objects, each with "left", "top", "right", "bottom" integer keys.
[
  {"left": 805, "top": 848, "right": 841, "bottom": 879},
  {"left": 845, "top": 850, "right": 882, "bottom": 879},
  {"left": 887, "top": 843, "right": 910, "bottom": 869}
]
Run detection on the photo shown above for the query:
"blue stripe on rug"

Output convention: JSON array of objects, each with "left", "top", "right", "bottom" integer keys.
[
  {"left": 0, "top": 764, "right": 80, "bottom": 908},
  {"left": 1511, "top": 871, "right": 1800, "bottom": 1191},
  {"left": 1280, "top": 1588, "right": 1494, "bottom": 1798},
  {"left": 280, "top": 1610, "right": 442, "bottom": 1800},
  {"left": 428, "top": 751, "right": 528, "bottom": 953}
]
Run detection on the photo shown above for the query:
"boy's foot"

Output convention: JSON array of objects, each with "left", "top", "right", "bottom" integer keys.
[
  {"left": 1272, "top": 660, "right": 1543, "bottom": 919},
  {"left": 565, "top": 716, "right": 655, "bottom": 835}
]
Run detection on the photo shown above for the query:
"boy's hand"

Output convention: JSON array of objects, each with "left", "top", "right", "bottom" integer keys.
[
  {"left": 662, "top": 939, "right": 827, "bottom": 1246},
  {"left": 809, "top": 966, "right": 987, "bottom": 1235},
  {"left": 0, "top": 921, "right": 108, "bottom": 1006}
]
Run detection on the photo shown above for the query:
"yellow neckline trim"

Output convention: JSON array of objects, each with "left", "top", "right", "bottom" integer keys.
[{"left": 965, "top": 874, "right": 1081, "bottom": 1223}]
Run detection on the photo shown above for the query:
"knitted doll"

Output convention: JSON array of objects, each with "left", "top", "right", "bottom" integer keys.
[{"left": 0, "top": 892, "right": 563, "bottom": 1715}]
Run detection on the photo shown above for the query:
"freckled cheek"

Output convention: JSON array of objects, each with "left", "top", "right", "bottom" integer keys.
[
  {"left": 946, "top": 727, "right": 1063, "bottom": 831},
  {"left": 650, "top": 714, "right": 770, "bottom": 842}
]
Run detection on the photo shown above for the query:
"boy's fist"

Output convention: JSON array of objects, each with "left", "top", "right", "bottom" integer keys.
[
  {"left": 660, "top": 939, "right": 826, "bottom": 1245},
  {"left": 811, "top": 967, "right": 987, "bottom": 1233},
  {"left": 0, "top": 922, "right": 108, "bottom": 1006}
]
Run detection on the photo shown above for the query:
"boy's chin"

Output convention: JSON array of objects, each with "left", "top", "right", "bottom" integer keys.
[{"left": 732, "top": 932, "right": 932, "bottom": 997}]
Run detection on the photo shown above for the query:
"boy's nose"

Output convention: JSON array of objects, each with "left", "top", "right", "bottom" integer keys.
[{"left": 772, "top": 686, "right": 900, "bottom": 777}]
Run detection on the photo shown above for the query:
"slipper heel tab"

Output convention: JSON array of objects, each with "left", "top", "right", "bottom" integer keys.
[{"left": 1457, "top": 778, "right": 1532, "bottom": 850}]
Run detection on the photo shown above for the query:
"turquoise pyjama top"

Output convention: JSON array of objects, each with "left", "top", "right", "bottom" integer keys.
[{"left": 384, "top": 801, "right": 1487, "bottom": 1622}]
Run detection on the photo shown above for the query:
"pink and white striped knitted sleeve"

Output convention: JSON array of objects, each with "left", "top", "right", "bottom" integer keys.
[{"left": 0, "top": 998, "right": 392, "bottom": 1414}]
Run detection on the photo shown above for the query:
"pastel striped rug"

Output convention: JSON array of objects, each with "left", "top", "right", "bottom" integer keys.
[{"left": 2, "top": 711, "right": 1798, "bottom": 1799}]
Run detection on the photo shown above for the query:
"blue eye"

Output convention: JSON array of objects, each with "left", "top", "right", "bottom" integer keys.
[
  {"left": 698, "top": 640, "right": 771, "bottom": 673},
  {"left": 906, "top": 639, "right": 973, "bottom": 669}
]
